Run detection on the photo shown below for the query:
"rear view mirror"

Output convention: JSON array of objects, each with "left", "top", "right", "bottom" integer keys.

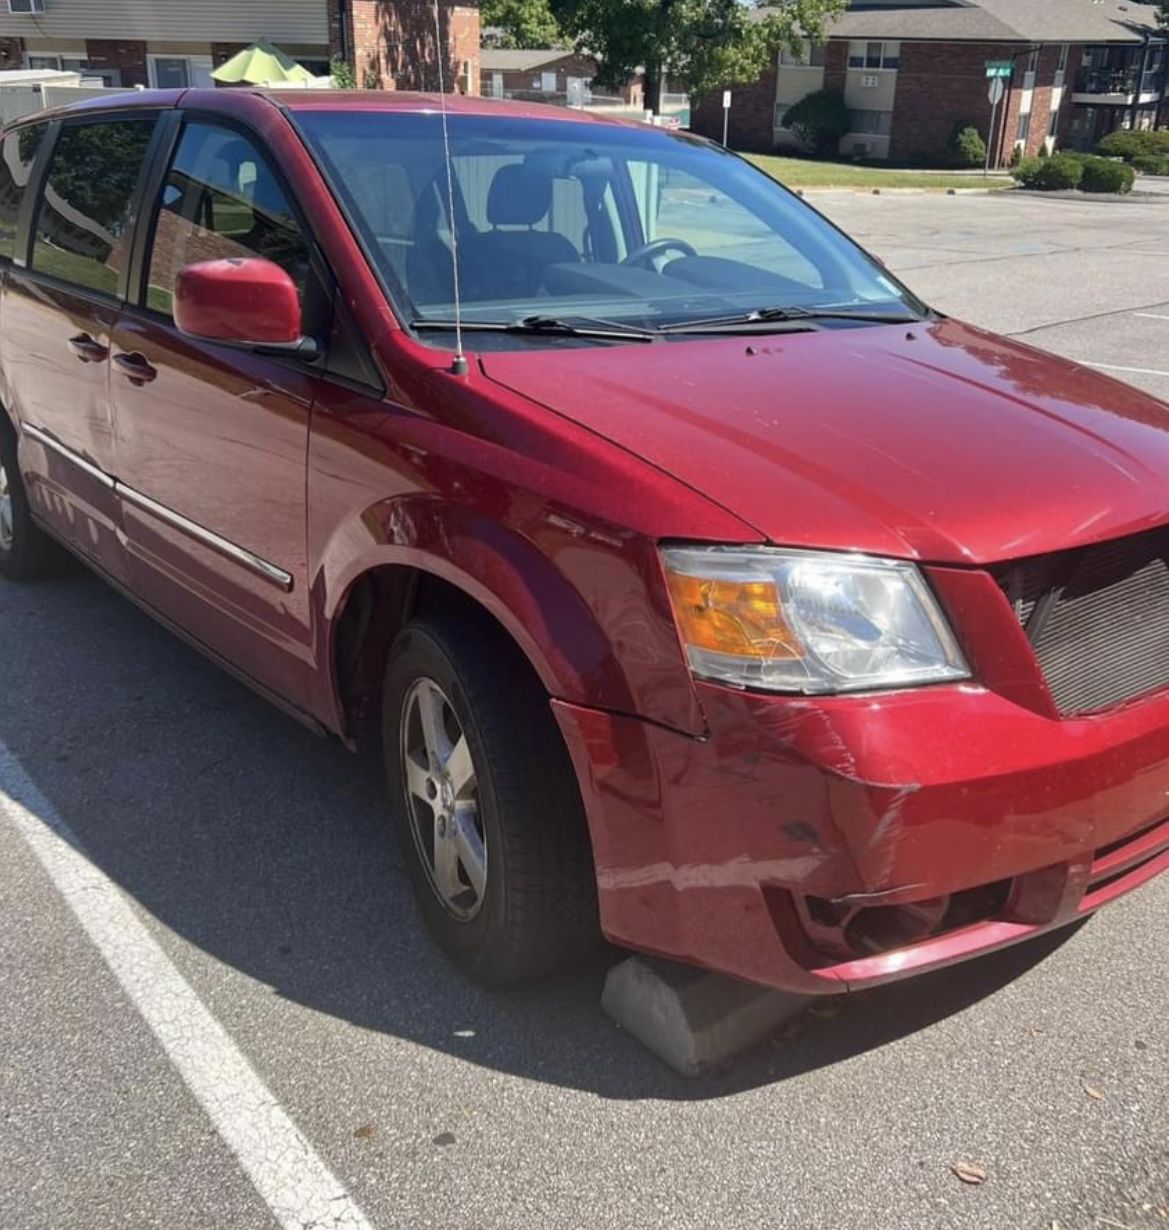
[{"left": 174, "top": 257, "right": 317, "bottom": 359}]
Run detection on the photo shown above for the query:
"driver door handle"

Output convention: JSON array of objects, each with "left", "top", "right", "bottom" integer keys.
[
  {"left": 67, "top": 333, "right": 109, "bottom": 364},
  {"left": 112, "top": 351, "right": 158, "bottom": 385}
]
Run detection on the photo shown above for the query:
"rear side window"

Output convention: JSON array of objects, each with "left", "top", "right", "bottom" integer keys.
[
  {"left": 144, "top": 120, "right": 310, "bottom": 316},
  {"left": 0, "top": 123, "right": 46, "bottom": 261},
  {"left": 31, "top": 117, "right": 155, "bottom": 296}
]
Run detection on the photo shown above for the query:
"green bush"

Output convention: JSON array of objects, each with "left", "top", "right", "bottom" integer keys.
[
  {"left": 945, "top": 123, "right": 986, "bottom": 168},
  {"left": 1095, "top": 130, "right": 1169, "bottom": 162},
  {"left": 1078, "top": 155, "right": 1135, "bottom": 193},
  {"left": 1013, "top": 153, "right": 1083, "bottom": 190},
  {"left": 1010, "top": 155, "right": 1040, "bottom": 184},
  {"left": 782, "top": 89, "right": 851, "bottom": 158},
  {"left": 329, "top": 56, "right": 356, "bottom": 89},
  {"left": 1133, "top": 154, "right": 1169, "bottom": 177}
]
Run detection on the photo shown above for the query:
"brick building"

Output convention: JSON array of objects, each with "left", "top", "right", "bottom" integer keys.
[
  {"left": 691, "top": 0, "right": 1167, "bottom": 164},
  {"left": 479, "top": 48, "right": 643, "bottom": 107},
  {"left": 330, "top": 0, "right": 479, "bottom": 93},
  {"left": 0, "top": 0, "right": 480, "bottom": 95}
]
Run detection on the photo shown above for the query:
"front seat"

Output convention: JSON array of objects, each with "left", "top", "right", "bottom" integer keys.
[{"left": 472, "top": 163, "right": 579, "bottom": 298}]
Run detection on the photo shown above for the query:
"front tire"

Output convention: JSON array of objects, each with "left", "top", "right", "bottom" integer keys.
[
  {"left": 0, "top": 420, "right": 60, "bottom": 582},
  {"left": 383, "top": 613, "right": 599, "bottom": 986}
]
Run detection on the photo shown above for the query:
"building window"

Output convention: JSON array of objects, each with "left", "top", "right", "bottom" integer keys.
[
  {"left": 851, "top": 109, "right": 893, "bottom": 136},
  {"left": 1048, "top": 108, "right": 1060, "bottom": 138},
  {"left": 147, "top": 54, "right": 213, "bottom": 89},
  {"left": 25, "top": 53, "right": 114, "bottom": 82},
  {"left": 150, "top": 57, "right": 190, "bottom": 88},
  {"left": 1027, "top": 48, "right": 1040, "bottom": 74},
  {"left": 780, "top": 41, "right": 825, "bottom": 68},
  {"left": 1057, "top": 44, "right": 1070, "bottom": 73},
  {"left": 1017, "top": 110, "right": 1032, "bottom": 143},
  {"left": 848, "top": 41, "right": 899, "bottom": 71}
]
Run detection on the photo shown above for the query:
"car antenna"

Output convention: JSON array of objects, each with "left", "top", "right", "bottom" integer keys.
[{"left": 433, "top": 1, "right": 469, "bottom": 376}]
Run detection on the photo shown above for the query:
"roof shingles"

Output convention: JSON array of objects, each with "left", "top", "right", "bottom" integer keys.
[{"left": 757, "top": 0, "right": 1163, "bottom": 44}]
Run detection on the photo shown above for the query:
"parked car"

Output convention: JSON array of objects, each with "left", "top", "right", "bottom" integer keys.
[{"left": 2, "top": 89, "right": 1168, "bottom": 994}]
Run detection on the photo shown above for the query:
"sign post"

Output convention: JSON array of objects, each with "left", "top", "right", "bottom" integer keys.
[
  {"left": 722, "top": 89, "right": 731, "bottom": 147},
  {"left": 984, "top": 61, "right": 1012, "bottom": 176}
]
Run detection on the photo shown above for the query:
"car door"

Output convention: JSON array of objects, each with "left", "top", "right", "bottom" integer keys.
[
  {"left": 3, "top": 113, "right": 157, "bottom": 581},
  {"left": 109, "top": 115, "right": 324, "bottom": 709}
]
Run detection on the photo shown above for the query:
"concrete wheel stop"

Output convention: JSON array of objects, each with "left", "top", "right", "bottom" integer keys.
[{"left": 601, "top": 955, "right": 812, "bottom": 1076}]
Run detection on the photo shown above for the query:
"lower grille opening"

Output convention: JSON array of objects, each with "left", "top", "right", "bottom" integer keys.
[{"left": 1095, "top": 815, "right": 1166, "bottom": 863}]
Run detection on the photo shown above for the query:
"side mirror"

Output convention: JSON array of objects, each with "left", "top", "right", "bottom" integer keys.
[{"left": 174, "top": 257, "right": 318, "bottom": 360}]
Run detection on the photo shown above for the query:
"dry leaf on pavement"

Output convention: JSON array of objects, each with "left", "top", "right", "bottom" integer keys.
[{"left": 951, "top": 1160, "right": 988, "bottom": 1185}]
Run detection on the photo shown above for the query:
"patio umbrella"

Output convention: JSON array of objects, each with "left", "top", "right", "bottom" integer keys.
[{"left": 211, "top": 40, "right": 315, "bottom": 86}]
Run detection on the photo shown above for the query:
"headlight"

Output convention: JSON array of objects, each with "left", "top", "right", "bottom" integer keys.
[{"left": 660, "top": 546, "right": 969, "bottom": 694}]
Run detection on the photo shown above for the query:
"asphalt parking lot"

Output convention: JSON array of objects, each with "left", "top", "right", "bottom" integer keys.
[{"left": 2, "top": 187, "right": 1168, "bottom": 1230}]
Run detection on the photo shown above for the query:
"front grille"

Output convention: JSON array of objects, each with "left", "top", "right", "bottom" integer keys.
[{"left": 998, "top": 526, "right": 1169, "bottom": 715}]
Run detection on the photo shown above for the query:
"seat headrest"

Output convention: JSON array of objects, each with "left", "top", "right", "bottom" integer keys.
[{"left": 487, "top": 163, "right": 552, "bottom": 227}]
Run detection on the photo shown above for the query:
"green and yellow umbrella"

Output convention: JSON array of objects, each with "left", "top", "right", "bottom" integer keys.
[{"left": 211, "top": 40, "right": 316, "bottom": 86}]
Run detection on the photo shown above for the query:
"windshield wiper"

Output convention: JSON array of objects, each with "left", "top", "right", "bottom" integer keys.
[
  {"left": 658, "top": 305, "right": 923, "bottom": 334},
  {"left": 413, "top": 314, "right": 657, "bottom": 343}
]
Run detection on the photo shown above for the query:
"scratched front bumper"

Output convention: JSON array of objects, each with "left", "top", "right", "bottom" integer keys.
[{"left": 552, "top": 679, "right": 1169, "bottom": 994}]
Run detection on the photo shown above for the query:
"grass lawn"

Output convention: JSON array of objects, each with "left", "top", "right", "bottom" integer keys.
[{"left": 745, "top": 153, "right": 1014, "bottom": 191}]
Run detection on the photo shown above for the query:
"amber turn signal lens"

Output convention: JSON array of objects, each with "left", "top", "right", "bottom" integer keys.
[{"left": 664, "top": 571, "right": 802, "bottom": 661}]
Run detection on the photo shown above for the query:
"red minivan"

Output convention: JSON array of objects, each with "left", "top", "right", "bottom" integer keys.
[{"left": 2, "top": 88, "right": 1167, "bottom": 994}]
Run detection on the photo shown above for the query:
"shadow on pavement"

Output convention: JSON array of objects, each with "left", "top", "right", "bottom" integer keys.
[{"left": 0, "top": 572, "right": 1083, "bottom": 1101}]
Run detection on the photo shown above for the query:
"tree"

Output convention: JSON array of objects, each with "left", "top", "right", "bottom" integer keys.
[
  {"left": 782, "top": 89, "right": 849, "bottom": 157},
  {"left": 1157, "top": 0, "right": 1168, "bottom": 27},
  {"left": 552, "top": 0, "right": 846, "bottom": 115},
  {"left": 945, "top": 122, "right": 987, "bottom": 168},
  {"left": 482, "top": 0, "right": 564, "bottom": 48}
]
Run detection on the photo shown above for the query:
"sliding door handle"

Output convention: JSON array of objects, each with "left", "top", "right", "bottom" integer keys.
[
  {"left": 112, "top": 351, "right": 158, "bottom": 386},
  {"left": 67, "top": 333, "right": 109, "bottom": 363}
]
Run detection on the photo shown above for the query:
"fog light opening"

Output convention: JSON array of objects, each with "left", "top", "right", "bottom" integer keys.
[
  {"left": 786, "top": 879, "right": 1014, "bottom": 966},
  {"left": 843, "top": 898, "right": 949, "bottom": 955}
]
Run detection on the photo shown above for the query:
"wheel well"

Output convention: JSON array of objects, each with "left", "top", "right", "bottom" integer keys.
[{"left": 333, "top": 566, "right": 548, "bottom": 746}]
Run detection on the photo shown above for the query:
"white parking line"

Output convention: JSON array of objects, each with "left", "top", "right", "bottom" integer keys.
[
  {"left": 0, "top": 742, "right": 376, "bottom": 1230},
  {"left": 1133, "top": 313, "right": 1169, "bottom": 322},
  {"left": 1083, "top": 361, "right": 1169, "bottom": 379}
]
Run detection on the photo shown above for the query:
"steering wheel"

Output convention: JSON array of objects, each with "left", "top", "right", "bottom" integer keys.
[{"left": 621, "top": 237, "right": 698, "bottom": 269}]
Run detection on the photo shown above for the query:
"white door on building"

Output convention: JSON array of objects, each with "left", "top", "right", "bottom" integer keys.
[
  {"left": 189, "top": 55, "right": 214, "bottom": 88},
  {"left": 492, "top": 71, "right": 503, "bottom": 98}
]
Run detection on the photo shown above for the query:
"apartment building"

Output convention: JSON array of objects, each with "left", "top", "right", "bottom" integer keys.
[
  {"left": 0, "top": 0, "right": 479, "bottom": 95},
  {"left": 692, "top": 0, "right": 1167, "bottom": 164}
]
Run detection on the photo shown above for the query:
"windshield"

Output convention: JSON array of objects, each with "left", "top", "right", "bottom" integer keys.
[{"left": 295, "top": 111, "right": 925, "bottom": 341}]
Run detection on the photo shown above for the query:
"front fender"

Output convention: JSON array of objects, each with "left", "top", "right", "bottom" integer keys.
[
  {"left": 305, "top": 368, "right": 759, "bottom": 738},
  {"left": 311, "top": 491, "right": 707, "bottom": 735}
]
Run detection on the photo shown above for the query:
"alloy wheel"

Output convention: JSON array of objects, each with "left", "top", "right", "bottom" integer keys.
[{"left": 399, "top": 677, "right": 487, "bottom": 921}]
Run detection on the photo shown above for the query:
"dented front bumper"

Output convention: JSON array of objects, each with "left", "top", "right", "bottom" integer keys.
[{"left": 552, "top": 679, "right": 1169, "bottom": 995}]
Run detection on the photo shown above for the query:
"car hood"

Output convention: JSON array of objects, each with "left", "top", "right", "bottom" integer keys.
[{"left": 481, "top": 318, "right": 1169, "bottom": 564}]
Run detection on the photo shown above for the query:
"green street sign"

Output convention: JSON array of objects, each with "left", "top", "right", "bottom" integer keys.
[{"left": 985, "top": 61, "right": 1013, "bottom": 78}]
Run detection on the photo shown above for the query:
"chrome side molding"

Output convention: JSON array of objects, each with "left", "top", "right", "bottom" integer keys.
[
  {"left": 23, "top": 422, "right": 116, "bottom": 490},
  {"left": 118, "top": 483, "right": 294, "bottom": 591},
  {"left": 21, "top": 422, "right": 294, "bottom": 592}
]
